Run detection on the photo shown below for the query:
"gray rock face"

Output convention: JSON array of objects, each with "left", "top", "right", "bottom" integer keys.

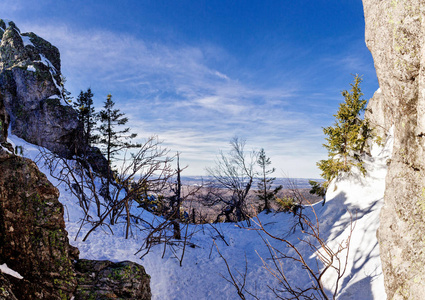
[
  {"left": 365, "top": 89, "right": 391, "bottom": 140},
  {"left": 0, "top": 19, "right": 79, "bottom": 157},
  {"left": 363, "top": 1, "right": 425, "bottom": 299}
]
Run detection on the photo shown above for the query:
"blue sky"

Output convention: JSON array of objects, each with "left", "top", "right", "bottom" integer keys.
[{"left": 2, "top": 0, "right": 378, "bottom": 177}]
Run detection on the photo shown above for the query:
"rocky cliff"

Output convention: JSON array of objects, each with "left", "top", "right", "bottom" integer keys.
[
  {"left": 363, "top": 1, "right": 425, "bottom": 299},
  {"left": 0, "top": 135, "right": 152, "bottom": 299},
  {"left": 0, "top": 20, "right": 151, "bottom": 299},
  {"left": 0, "top": 146, "right": 78, "bottom": 299},
  {"left": 0, "top": 19, "right": 108, "bottom": 171},
  {"left": 0, "top": 19, "right": 80, "bottom": 157}
]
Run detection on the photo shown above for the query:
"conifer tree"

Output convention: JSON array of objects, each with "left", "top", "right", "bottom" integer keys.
[
  {"left": 97, "top": 94, "right": 140, "bottom": 222},
  {"left": 73, "top": 88, "right": 98, "bottom": 146},
  {"left": 317, "top": 75, "right": 373, "bottom": 189},
  {"left": 256, "top": 148, "right": 282, "bottom": 213},
  {"left": 98, "top": 94, "right": 140, "bottom": 165}
]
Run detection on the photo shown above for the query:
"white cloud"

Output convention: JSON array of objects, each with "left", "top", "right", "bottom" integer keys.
[{"left": 14, "top": 21, "right": 327, "bottom": 177}]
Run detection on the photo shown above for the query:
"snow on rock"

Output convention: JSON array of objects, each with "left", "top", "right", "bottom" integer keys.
[
  {"left": 7, "top": 129, "right": 393, "bottom": 299},
  {"left": 21, "top": 35, "right": 34, "bottom": 47},
  {"left": 0, "top": 263, "right": 23, "bottom": 279},
  {"left": 39, "top": 53, "right": 57, "bottom": 74},
  {"left": 37, "top": 53, "right": 71, "bottom": 106},
  {"left": 26, "top": 65, "right": 36, "bottom": 72}
]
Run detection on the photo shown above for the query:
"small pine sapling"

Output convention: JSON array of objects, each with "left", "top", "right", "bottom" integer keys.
[
  {"left": 276, "top": 196, "right": 300, "bottom": 215},
  {"left": 256, "top": 148, "right": 282, "bottom": 213},
  {"left": 316, "top": 75, "right": 375, "bottom": 191}
]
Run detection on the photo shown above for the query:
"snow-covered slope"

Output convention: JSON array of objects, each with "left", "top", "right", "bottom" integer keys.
[
  {"left": 8, "top": 130, "right": 392, "bottom": 299},
  {"left": 320, "top": 130, "right": 393, "bottom": 299}
]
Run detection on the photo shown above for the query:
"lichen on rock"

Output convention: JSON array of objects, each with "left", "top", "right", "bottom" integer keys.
[
  {"left": 363, "top": 0, "right": 425, "bottom": 298},
  {"left": 0, "top": 273, "right": 18, "bottom": 300},
  {"left": 74, "top": 260, "right": 151, "bottom": 300},
  {"left": 0, "top": 153, "right": 78, "bottom": 299}
]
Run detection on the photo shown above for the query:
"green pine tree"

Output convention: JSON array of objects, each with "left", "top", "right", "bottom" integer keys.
[
  {"left": 256, "top": 148, "right": 282, "bottom": 213},
  {"left": 73, "top": 88, "right": 98, "bottom": 147},
  {"left": 317, "top": 75, "right": 374, "bottom": 189},
  {"left": 98, "top": 94, "right": 140, "bottom": 165},
  {"left": 97, "top": 94, "right": 140, "bottom": 223}
]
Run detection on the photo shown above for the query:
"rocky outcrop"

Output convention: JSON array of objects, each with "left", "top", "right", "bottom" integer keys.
[
  {"left": 0, "top": 19, "right": 109, "bottom": 173},
  {"left": 0, "top": 19, "right": 79, "bottom": 157},
  {"left": 363, "top": 1, "right": 425, "bottom": 299},
  {"left": 74, "top": 260, "right": 151, "bottom": 300},
  {"left": 0, "top": 21, "right": 151, "bottom": 298},
  {"left": 0, "top": 100, "right": 151, "bottom": 298},
  {"left": 0, "top": 25, "right": 79, "bottom": 298},
  {"left": 0, "top": 152, "right": 78, "bottom": 299}
]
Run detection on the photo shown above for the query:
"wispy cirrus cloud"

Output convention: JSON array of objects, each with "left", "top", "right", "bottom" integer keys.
[{"left": 15, "top": 21, "right": 330, "bottom": 176}]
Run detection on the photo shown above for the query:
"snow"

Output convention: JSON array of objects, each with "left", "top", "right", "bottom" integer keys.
[
  {"left": 0, "top": 263, "right": 23, "bottom": 279},
  {"left": 36, "top": 54, "right": 71, "bottom": 107},
  {"left": 26, "top": 65, "right": 36, "bottom": 72},
  {"left": 319, "top": 128, "right": 393, "bottom": 299},
  {"left": 6, "top": 128, "right": 393, "bottom": 299},
  {"left": 0, "top": 144, "right": 11, "bottom": 154},
  {"left": 21, "top": 35, "right": 34, "bottom": 47},
  {"left": 38, "top": 54, "right": 57, "bottom": 74}
]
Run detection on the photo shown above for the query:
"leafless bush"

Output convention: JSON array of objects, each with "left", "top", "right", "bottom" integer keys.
[
  {"left": 37, "top": 136, "right": 175, "bottom": 240},
  {"left": 36, "top": 147, "right": 104, "bottom": 235},
  {"left": 206, "top": 137, "right": 257, "bottom": 223},
  {"left": 218, "top": 192, "right": 355, "bottom": 300},
  {"left": 254, "top": 203, "right": 354, "bottom": 299},
  {"left": 215, "top": 241, "right": 249, "bottom": 300},
  {"left": 132, "top": 152, "right": 209, "bottom": 265}
]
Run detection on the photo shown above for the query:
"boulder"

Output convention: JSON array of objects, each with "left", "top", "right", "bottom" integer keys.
[{"left": 74, "top": 259, "right": 151, "bottom": 300}]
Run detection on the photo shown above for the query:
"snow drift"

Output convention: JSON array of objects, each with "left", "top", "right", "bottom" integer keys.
[{"left": 6, "top": 127, "right": 392, "bottom": 299}]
